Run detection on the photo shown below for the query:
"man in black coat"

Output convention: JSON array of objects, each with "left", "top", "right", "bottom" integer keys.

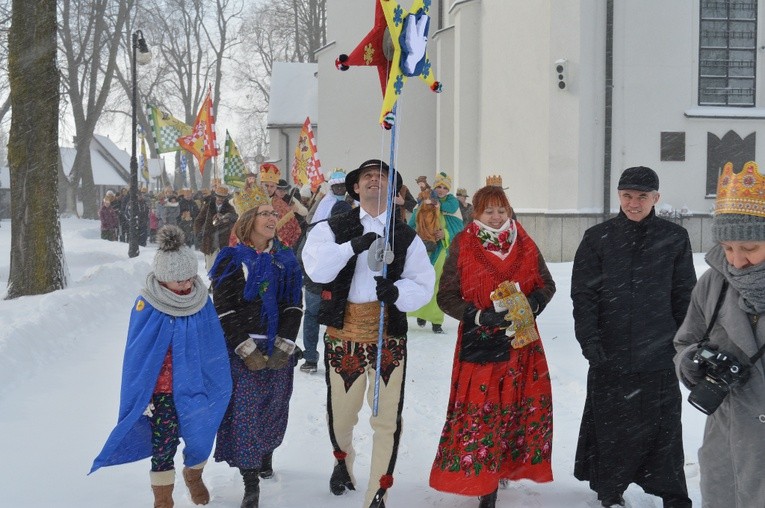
[{"left": 571, "top": 166, "right": 697, "bottom": 508}]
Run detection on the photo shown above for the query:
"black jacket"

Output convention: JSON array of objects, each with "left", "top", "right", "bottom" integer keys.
[{"left": 571, "top": 210, "right": 697, "bottom": 372}]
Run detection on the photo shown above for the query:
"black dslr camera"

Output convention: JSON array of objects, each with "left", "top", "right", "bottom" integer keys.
[{"left": 687, "top": 345, "right": 750, "bottom": 415}]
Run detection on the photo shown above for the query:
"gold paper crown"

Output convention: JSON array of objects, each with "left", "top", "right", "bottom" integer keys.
[
  {"left": 259, "top": 163, "right": 281, "bottom": 184},
  {"left": 715, "top": 161, "right": 765, "bottom": 218},
  {"left": 486, "top": 175, "right": 503, "bottom": 187}
]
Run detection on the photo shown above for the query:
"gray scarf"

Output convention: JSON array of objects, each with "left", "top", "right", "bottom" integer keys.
[
  {"left": 721, "top": 256, "right": 765, "bottom": 315},
  {"left": 140, "top": 273, "right": 208, "bottom": 317}
]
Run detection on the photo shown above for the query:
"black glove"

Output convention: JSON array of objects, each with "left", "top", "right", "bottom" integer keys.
[
  {"left": 581, "top": 340, "right": 607, "bottom": 367},
  {"left": 350, "top": 232, "right": 379, "bottom": 254},
  {"left": 374, "top": 276, "right": 399, "bottom": 306},
  {"left": 463, "top": 305, "right": 510, "bottom": 328},
  {"left": 678, "top": 345, "right": 708, "bottom": 387}
]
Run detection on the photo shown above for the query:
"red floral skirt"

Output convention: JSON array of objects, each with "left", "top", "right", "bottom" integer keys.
[{"left": 429, "top": 328, "right": 553, "bottom": 496}]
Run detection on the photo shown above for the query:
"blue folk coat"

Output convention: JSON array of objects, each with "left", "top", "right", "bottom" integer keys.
[{"left": 90, "top": 297, "right": 232, "bottom": 473}]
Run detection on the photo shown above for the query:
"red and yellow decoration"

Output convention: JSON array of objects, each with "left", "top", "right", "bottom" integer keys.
[
  {"left": 335, "top": 0, "right": 441, "bottom": 128},
  {"left": 290, "top": 117, "right": 325, "bottom": 192}
]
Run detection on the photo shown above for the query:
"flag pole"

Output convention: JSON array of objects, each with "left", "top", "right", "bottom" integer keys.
[{"left": 373, "top": 103, "right": 399, "bottom": 417}]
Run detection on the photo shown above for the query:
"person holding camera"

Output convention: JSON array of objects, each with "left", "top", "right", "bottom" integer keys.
[
  {"left": 571, "top": 166, "right": 697, "bottom": 508},
  {"left": 674, "top": 161, "right": 765, "bottom": 508}
]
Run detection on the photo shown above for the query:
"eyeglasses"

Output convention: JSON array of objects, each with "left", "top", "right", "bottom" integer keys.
[{"left": 255, "top": 211, "right": 280, "bottom": 218}]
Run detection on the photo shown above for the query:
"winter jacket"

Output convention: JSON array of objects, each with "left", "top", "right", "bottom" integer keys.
[
  {"left": 99, "top": 204, "right": 119, "bottom": 231},
  {"left": 674, "top": 245, "right": 765, "bottom": 508},
  {"left": 571, "top": 210, "right": 697, "bottom": 372}
]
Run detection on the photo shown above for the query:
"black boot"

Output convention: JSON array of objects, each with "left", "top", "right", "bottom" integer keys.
[
  {"left": 478, "top": 488, "right": 497, "bottom": 508},
  {"left": 259, "top": 451, "right": 273, "bottom": 479},
  {"left": 240, "top": 468, "right": 260, "bottom": 508},
  {"left": 329, "top": 460, "right": 355, "bottom": 495}
]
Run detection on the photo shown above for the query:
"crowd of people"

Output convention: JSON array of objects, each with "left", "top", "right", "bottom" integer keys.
[{"left": 90, "top": 159, "right": 765, "bottom": 508}]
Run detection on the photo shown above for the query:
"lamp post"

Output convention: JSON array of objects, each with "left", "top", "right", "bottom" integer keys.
[{"left": 128, "top": 30, "right": 152, "bottom": 258}]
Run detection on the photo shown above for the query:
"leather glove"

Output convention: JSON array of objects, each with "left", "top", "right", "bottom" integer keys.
[
  {"left": 235, "top": 338, "right": 268, "bottom": 371},
  {"left": 350, "top": 232, "right": 379, "bottom": 254},
  {"left": 463, "top": 304, "right": 511, "bottom": 328},
  {"left": 678, "top": 345, "right": 708, "bottom": 387},
  {"left": 267, "top": 336, "right": 297, "bottom": 370},
  {"left": 581, "top": 340, "right": 607, "bottom": 367},
  {"left": 374, "top": 276, "right": 399, "bottom": 306}
]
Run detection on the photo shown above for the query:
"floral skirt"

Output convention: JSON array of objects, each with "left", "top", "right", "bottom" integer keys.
[{"left": 429, "top": 334, "right": 553, "bottom": 496}]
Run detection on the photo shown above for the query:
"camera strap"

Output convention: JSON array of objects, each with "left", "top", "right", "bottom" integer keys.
[
  {"left": 701, "top": 281, "right": 765, "bottom": 367},
  {"left": 698, "top": 281, "right": 728, "bottom": 346}
]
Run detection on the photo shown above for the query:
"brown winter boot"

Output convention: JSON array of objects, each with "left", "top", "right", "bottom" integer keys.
[
  {"left": 151, "top": 484, "right": 174, "bottom": 508},
  {"left": 183, "top": 465, "right": 210, "bottom": 505},
  {"left": 150, "top": 470, "right": 175, "bottom": 508}
]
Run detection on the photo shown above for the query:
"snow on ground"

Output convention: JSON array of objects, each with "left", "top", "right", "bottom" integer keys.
[{"left": 0, "top": 217, "right": 709, "bottom": 507}]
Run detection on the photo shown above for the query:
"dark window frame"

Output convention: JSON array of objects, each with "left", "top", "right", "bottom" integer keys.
[{"left": 698, "top": 0, "right": 758, "bottom": 107}]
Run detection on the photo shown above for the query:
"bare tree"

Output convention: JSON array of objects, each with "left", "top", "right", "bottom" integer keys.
[
  {"left": 234, "top": 0, "right": 326, "bottom": 157},
  {"left": 58, "top": 0, "right": 132, "bottom": 219},
  {"left": 6, "top": 0, "right": 66, "bottom": 298}
]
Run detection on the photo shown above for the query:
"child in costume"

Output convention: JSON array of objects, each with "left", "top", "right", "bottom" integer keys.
[{"left": 90, "top": 225, "right": 232, "bottom": 508}]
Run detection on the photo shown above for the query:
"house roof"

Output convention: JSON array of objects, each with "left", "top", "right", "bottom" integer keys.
[{"left": 267, "top": 61, "right": 319, "bottom": 127}]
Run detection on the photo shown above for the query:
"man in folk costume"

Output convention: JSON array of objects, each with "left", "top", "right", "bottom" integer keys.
[
  {"left": 194, "top": 185, "right": 238, "bottom": 270},
  {"left": 303, "top": 159, "right": 435, "bottom": 508},
  {"left": 259, "top": 163, "right": 303, "bottom": 248},
  {"left": 408, "top": 171, "right": 463, "bottom": 333},
  {"left": 571, "top": 166, "right": 696, "bottom": 508}
]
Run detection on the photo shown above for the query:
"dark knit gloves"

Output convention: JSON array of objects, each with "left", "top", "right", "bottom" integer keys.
[
  {"left": 678, "top": 345, "right": 708, "bottom": 387},
  {"left": 351, "top": 232, "right": 379, "bottom": 255},
  {"left": 463, "top": 304, "right": 511, "bottom": 328},
  {"left": 581, "top": 339, "right": 607, "bottom": 367},
  {"left": 374, "top": 276, "right": 399, "bottom": 306}
]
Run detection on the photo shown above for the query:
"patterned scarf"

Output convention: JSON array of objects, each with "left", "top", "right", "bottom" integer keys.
[
  {"left": 209, "top": 242, "right": 303, "bottom": 347},
  {"left": 466, "top": 219, "right": 516, "bottom": 255}
]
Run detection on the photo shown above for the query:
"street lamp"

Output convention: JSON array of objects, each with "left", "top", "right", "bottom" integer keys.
[{"left": 128, "top": 30, "right": 152, "bottom": 258}]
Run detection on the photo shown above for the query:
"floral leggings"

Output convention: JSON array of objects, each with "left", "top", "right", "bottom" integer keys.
[{"left": 149, "top": 393, "right": 179, "bottom": 472}]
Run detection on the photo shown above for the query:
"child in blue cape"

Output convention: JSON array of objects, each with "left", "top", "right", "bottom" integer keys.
[{"left": 91, "top": 225, "right": 232, "bottom": 508}]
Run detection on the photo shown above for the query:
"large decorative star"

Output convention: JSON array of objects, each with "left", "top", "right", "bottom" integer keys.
[{"left": 336, "top": 0, "right": 441, "bottom": 128}]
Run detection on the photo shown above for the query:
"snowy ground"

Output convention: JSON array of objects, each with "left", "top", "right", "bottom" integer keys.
[{"left": 0, "top": 217, "right": 710, "bottom": 508}]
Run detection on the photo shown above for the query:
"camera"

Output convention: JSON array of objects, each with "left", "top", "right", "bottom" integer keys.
[{"left": 687, "top": 345, "right": 750, "bottom": 415}]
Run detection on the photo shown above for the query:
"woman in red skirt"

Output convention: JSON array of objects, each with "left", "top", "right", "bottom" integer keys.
[{"left": 429, "top": 183, "right": 555, "bottom": 508}]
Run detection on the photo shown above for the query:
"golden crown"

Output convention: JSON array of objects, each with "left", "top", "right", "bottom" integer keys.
[
  {"left": 486, "top": 175, "right": 503, "bottom": 187},
  {"left": 715, "top": 161, "right": 765, "bottom": 218}
]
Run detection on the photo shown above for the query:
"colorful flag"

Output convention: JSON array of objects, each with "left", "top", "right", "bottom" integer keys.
[
  {"left": 146, "top": 104, "right": 192, "bottom": 154},
  {"left": 223, "top": 130, "right": 247, "bottom": 188},
  {"left": 177, "top": 85, "right": 219, "bottom": 174},
  {"left": 140, "top": 130, "right": 150, "bottom": 182},
  {"left": 290, "top": 117, "right": 324, "bottom": 192}
]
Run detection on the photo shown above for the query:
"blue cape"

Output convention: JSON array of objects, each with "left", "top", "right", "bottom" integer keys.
[{"left": 90, "top": 297, "right": 232, "bottom": 473}]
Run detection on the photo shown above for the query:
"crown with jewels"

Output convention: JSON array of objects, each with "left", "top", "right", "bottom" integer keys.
[
  {"left": 485, "top": 175, "right": 503, "bottom": 187},
  {"left": 715, "top": 161, "right": 765, "bottom": 218},
  {"left": 259, "top": 163, "right": 281, "bottom": 184}
]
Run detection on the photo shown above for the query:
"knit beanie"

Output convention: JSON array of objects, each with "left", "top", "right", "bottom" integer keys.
[
  {"left": 712, "top": 161, "right": 765, "bottom": 242},
  {"left": 328, "top": 169, "right": 347, "bottom": 185},
  {"left": 153, "top": 225, "right": 198, "bottom": 282}
]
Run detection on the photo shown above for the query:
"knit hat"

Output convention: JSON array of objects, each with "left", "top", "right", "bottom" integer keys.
[
  {"left": 712, "top": 161, "right": 765, "bottom": 242},
  {"left": 433, "top": 171, "right": 452, "bottom": 190},
  {"left": 617, "top": 166, "right": 659, "bottom": 192},
  {"left": 153, "top": 225, "right": 198, "bottom": 282},
  {"left": 328, "top": 169, "right": 347, "bottom": 185},
  {"left": 260, "top": 163, "right": 281, "bottom": 184}
]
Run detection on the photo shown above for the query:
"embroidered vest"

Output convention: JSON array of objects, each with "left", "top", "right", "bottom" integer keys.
[{"left": 318, "top": 207, "right": 416, "bottom": 337}]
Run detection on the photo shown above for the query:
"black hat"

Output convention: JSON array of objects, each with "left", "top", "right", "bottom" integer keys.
[
  {"left": 345, "top": 159, "right": 403, "bottom": 201},
  {"left": 617, "top": 166, "right": 659, "bottom": 192},
  {"left": 276, "top": 179, "right": 290, "bottom": 190}
]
